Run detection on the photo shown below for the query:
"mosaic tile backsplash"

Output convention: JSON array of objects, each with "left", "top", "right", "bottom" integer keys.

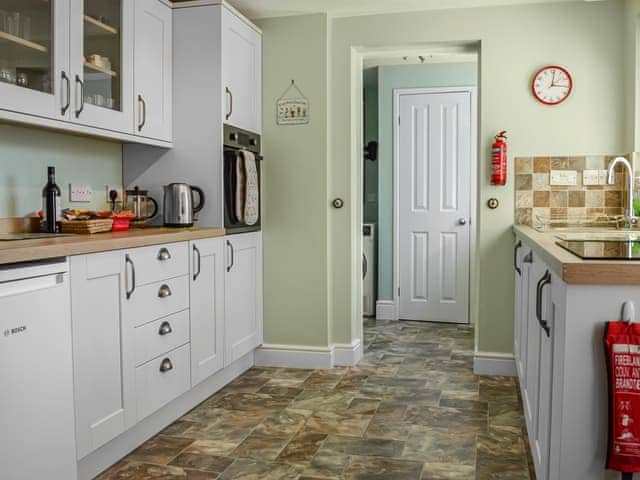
[{"left": 514, "top": 155, "right": 632, "bottom": 227}]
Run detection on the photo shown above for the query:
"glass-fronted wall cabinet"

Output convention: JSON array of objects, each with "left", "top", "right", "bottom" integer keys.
[
  {"left": 69, "top": 0, "right": 133, "bottom": 132},
  {"left": 0, "top": 0, "right": 70, "bottom": 119}
]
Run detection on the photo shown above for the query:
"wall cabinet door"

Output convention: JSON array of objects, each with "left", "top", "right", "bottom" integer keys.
[
  {"left": 190, "top": 237, "right": 226, "bottom": 386},
  {"left": 68, "top": 0, "right": 134, "bottom": 132},
  {"left": 133, "top": 0, "right": 172, "bottom": 142},
  {"left": 0, "top": 0, "right": 71, "bottom": 120},
  {"left": 225, "top": 232, "right": 263, "bottom": 365},
  {"left": 70, "top": 252, "right": 134, "bottom": 460},
  {"left": 221, "top": 7, "right": 261, "bottom": 134}
]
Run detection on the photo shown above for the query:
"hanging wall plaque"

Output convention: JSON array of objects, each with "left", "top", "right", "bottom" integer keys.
[{"left": 277, "top": 80, "right": 310, "bottom": 125}]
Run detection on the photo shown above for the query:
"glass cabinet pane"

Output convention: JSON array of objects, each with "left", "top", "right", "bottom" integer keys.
[
  {"left": 82, "top": 0, "right": 121, "bottom": 111},
  {"left": 0, "top": 0, "right": 53, "bottom": 94}
]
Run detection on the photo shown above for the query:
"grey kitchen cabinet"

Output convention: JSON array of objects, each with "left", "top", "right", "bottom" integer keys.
[
  {"left": 190, "top": 237, "right": 226, "bottom": 386},
  {"left": 70, "top": 251, "right": 135, "bottom": 460}
]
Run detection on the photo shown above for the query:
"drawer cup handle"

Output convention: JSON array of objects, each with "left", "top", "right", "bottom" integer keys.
[
  {"left": 158, "top": 321, "right": 173, "bottom": 336},
  {"left": 159, "top": 358, "right": 173, "bottom": 373},
  {"left": 158, "top": 284, "right": 172, "bottom": 298},
  {"left": 157, "top": 248, "right": 171, "bottom": 261}
]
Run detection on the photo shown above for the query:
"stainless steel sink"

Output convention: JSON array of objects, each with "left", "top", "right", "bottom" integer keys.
[
  {"left": 554, "top": 231, "right": 640, "bottom": 242},
  {"left": 0, "top": 233, "right": 74, "bottom": 242}
]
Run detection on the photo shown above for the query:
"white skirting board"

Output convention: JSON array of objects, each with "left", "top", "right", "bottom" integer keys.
[
  {"left": 473, "top": 352, "right": 517, "bottom": 377},
  {"left": 255, "top": 340, "right": 363, "bottom": 369},
  {"left": 78, "top": 352, "right": 255, "bottom": 480},
  {"left": 376, "top": 300, "right": 397, "bottom": 320}
]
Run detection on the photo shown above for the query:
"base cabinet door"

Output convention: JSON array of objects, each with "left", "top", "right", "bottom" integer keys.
[
  {"left": 190, "top": 237, "right": 226, "bottom": 386},
  {"left": 225, "top": 232, "right": 263, "bottom": 365},
  {"left": 133, "top": 0, "right": 173, "bottom": 142},
  {"left": 70, "top": 252, "right": 134, "bottom": 459}
]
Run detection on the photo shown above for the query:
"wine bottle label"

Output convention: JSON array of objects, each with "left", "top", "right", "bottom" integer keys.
[{"left": 56, "top": 197, "right": 62, "bottom": 222}]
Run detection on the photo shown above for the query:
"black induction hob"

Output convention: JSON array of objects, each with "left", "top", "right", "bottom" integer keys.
[{"left": 556, "top": 240, "right": 640, "bottom": 260}]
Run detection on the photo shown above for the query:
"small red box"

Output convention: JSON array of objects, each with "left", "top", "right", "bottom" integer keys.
[{"left": 112, "top": 217, "right": 131, "bottom": 232}]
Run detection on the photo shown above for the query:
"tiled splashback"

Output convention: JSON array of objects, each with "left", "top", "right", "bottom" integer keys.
[{"left": 514, "top": 154, "right": 632, "bottom": 227}]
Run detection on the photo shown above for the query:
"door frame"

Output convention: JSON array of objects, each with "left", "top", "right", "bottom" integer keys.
[{"left": 393, "top": 86, "right": 478, "bottom": 323}]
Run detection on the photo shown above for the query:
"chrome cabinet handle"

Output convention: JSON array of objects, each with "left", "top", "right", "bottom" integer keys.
[
  {"left": 226, "top": 240, "right": 234, "bottom": 272},
  {"left": 159, "top": 358, "right": 173, "bottom": 373},
  {"left": 535, "top": 270, "right": 552, "bottom": 337},
  {"left": 157, "top": 248, "right": 171, "bottom": 261},
  {"left": 125, "top": 254, "right": 136, "bottom": 300},
  {"left": 193, "top": 244, "right": 201, "bottom": 281},
  {"left": 158, "top": 321, "right": 173, "bottom": 336},
  {"left": 138, "top": 94, "right": 147, "bottom": 131},
  {"left": 61, "top": 71, "right": 71, "bottom": 115},
  {"left": 75, "top": 75, "right": 84, "bottom": 118},
  {"left": 514, "top": 241, "right": 522, "bottom": 276},
  {"left": 158, "top": 284, "right": 172, "bottom": 298},
  {"left": 225, "top": 87, "right": 233, "bottom": 120}
]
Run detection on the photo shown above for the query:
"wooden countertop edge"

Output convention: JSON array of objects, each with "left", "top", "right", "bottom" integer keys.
[
  {"left": 513, "top": 225, "right": 640, "bottom": 285},
  {"left": 0, "top": 228, "right": 226, "bottom": 265}
]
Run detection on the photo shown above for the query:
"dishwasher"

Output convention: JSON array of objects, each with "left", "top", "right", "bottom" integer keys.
[{"left": 0, "top": 258, "right": 77, "bottom": 480}]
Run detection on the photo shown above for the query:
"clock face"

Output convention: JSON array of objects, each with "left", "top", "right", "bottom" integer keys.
[{"left": 532, "top": 65, "right": 573, "bottom": 105}]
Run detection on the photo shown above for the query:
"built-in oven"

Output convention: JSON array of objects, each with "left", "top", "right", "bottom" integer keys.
[{"left": 223, "top": 124, "right": 262, "bottom": 234}]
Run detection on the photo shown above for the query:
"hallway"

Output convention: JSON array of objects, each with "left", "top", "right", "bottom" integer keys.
[{"left": 99, "top": 320, "right": 533, "bottom": 479}]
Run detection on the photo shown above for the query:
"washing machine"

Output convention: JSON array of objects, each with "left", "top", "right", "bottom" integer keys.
[{"left": 362, "top": 223, "right": 376, "bottom": 317}]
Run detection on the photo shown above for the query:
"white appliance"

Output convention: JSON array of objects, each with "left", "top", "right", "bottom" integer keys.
[
  {"left": 0, "top": 259, "right": 77, "bottom": 480},
  {"left": 363, "top": 223, "right": 376, "bottom": 317}
]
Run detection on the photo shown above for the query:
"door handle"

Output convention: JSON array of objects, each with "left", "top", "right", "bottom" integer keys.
[
  {"left": 125, "top": 254, "right": 136, "bottom": 299},
  {"left": 158, "top": 284, "right": 172, "bottom": 298},
  {"left": 226, "top": 240, "right": 234, "bottom": 272},
  {"left": 138, "top": 94, "right": 147, "bottom": 131},
  {"left": 514, "top": 241, "right": 522, "bottom": 276},
  {"left": 362, "top": 253, "right": 368, "bottom": 280},
  {"left": 75, "top": 75, "right": 84, "bottom": 118},
  {"left": 158, "top": 321, "right": 173, "bottom": 336},
  {"left": 225, "top": 87, "right": 233, "bottom": 120},
  {"left": 458, "top": 218, "right": 468, "bottom": 225},
  {"left": 61, "top": 71, "right": 70, "bottom": 115},
  {"left": 193, "top": 244, "right": 201, "bottom": 281},
  {"left": 159, "top": 358, "right": 173, "bottom": 373},
  {"left": 157, "top": 248, "right": 171, "bottom": 261},
  {"left": 535, "top": 270, "right": 552, "bottom": 337}
]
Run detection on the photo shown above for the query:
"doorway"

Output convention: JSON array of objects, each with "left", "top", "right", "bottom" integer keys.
[{"left": 395, "top": 87, "right": 476, "bottom": 323}]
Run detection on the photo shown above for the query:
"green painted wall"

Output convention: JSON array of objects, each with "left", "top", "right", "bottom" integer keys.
[
  {"left": 0, "top": 124, "right": 122, "bottom": 217},
  {"left": 626, "top": 0, "right": 640, "bottom": 151},
  {"left": 376, "top": 63, "right": 478, "bottom": 301},
  {"left": 363, "top": 67, "right": 379, "bottom": 224},
  {"left": 328, "top": 0, "right": 627, "bottom": 353},
  {"left": 256, "top": 14, "right": 331, "bottom": 347}
]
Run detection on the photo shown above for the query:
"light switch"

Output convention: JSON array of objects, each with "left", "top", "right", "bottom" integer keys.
[
  {"left": 598, "top": 170, "right": 609, "bottom": 185},
  {"left": 550, "top": 170, "right": 578, "bottom": 186},
  {"left": 583, "top": 170, "right": 600, "bottom": 186}
]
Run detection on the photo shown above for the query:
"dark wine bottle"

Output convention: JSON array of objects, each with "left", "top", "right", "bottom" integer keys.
[{"left": 42, "top": 166, "right": 61, "bottom": 233}]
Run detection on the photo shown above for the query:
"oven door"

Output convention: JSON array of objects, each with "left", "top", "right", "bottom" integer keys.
[{"left": 224, "top": 148, "right": 261, "bottom": 234}]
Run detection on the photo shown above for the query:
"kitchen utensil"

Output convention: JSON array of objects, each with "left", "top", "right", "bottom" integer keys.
[
  {"left": 163, "top": 183, "right": 205, "bottom": 227},
  {"left": 125, "top": 186, "right": 158, "bottom": 224}
]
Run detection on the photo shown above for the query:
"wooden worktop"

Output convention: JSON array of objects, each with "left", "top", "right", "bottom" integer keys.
[
  {"left": 0, "top": 227, "right": 226, "bottom": 265},
  {"left": 514, "top": 225, "right": 640, "bottom": 285}
]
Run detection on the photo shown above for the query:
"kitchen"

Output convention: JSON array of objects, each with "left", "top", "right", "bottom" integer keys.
[{"left": 0, "top": 0, "right": 639, "bottom": 479}]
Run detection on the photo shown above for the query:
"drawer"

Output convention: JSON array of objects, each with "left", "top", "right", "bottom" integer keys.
[
  {"left": 127, "top": 276, "right": 189, "bottom": 327},
  {"left": 125, "top": 242, "right": 188, "bottom": 286},
  {"left": 135, "top": 344, "right": 190, "bottom": 422},
  {"left": 134, "top": 310, "right": 190, "bottom": 366}
]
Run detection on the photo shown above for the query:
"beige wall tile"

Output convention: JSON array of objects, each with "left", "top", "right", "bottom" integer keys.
[
  {"left": 516, "top": 191, "right": 533, "bottom": 208},
  {"left": 515, "top": 174, "right": 532, "bottom": 191},
  {"left": 533, "top": 157, "right": 550, "bottom": 174},
  {"left": 568, "top": 191, "right": 585, "bottom": 207},
  {"left": 533, "top": 173, "right": 550, "bottom": 191},
  {"left": 585, "top": 156, "right": 606, "bottom": 170},
  {"left": 515, "top": 157, "right": 532, "bottom": 174},
  {"left": 533, "top": 191, "right": 549, "bottom": 207},
  {"left": 550, "top": 190, "right": 568, "bottom": 208},
  {"left": 585, "top": 190, "right": 604, "bottom": 208}
]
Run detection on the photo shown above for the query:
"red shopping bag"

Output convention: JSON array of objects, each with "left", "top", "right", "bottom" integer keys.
[{"left": 605, "top": 321, "right": 640, "bottom": 474}]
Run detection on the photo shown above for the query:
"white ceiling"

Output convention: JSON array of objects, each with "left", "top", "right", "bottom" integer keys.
[{"left": 225, "top": 0, "right": 582, "bottom": 19}]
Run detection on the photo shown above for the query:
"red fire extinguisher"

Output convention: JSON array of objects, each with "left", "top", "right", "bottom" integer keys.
[{"left": 491, "top": 131, "right": 508, "bottom": 186}]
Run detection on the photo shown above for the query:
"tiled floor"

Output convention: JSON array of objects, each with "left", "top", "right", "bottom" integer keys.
[{"left": 98, "top": 320, "right": 534, "bottom": 479}]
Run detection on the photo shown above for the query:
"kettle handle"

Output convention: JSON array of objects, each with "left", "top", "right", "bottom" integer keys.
[
  {"left": 146, "top": 197, "right": 159, "bottom": 221},
  {"left": 191, "top": 186, "right": 205, "bottom": 214}
]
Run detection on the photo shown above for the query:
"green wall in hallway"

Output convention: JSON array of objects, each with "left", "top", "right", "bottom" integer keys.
[
  {"left": 376, "top": 63, "right": 478, "bottom": 301},
  {"left": 363, "top": 67, "right": 379, "bottom": 225}
]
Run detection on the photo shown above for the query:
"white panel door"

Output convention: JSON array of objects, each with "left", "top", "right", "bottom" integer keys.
[
  {"left": 190, "top": 237, "right": 226, "bottom": 386},
  {"left": 221, "top": 6, "right": 261, "bottom": 133},
  {"left": 133, "top": 0, "right": 173, "bottom": 141},
  {"left": 398, "top": 90, "right": 472, "bottom": 323}
]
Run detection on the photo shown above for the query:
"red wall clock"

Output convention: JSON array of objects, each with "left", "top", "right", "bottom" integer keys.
[{"left": 531, "top": 65, "right": 573, "bottom": 105}]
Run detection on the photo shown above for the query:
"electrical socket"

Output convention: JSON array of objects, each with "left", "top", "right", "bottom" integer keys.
[
  {"left": 69, "top": 184, "right": 93, "bottom": 203},
  {"left": 105, "top": 185, "right": 124, "bottom": 204}
]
